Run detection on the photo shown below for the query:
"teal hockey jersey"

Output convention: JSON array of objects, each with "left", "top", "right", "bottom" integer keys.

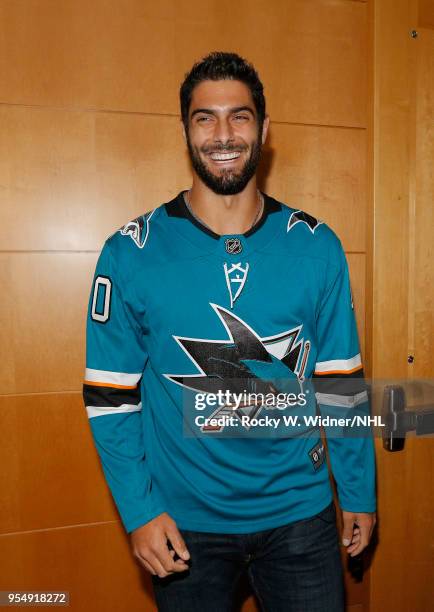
[{"left": 83, "top": 190, "right": 376, "bottom": 534}]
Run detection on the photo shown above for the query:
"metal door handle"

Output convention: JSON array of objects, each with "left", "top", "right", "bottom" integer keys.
[{"left": 382, "top": 385, "right": 434, "bottom": 451}]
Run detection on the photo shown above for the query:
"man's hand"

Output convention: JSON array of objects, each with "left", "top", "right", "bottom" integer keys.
[
  {"left": 130, "top": 513, "right": 190, "bottom": 577},
  {"left": 341, "top": 511, "right": 376, "bottom": 557}
]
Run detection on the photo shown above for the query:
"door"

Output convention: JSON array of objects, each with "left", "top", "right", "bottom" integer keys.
[{"left": 368, "top": 1, "right": 434, "bottom": 609}]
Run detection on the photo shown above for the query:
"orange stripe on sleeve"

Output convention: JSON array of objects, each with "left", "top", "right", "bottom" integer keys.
[
  {"left": 313, "top": 364, "right": 363, "bottom": 376},
  {"left": 83, "top": 380, "right": 137, "bottom": 389}
]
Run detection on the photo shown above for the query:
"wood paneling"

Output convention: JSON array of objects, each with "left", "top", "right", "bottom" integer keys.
[
  {"left": 392, "top": 24, "right": 434, "bottom": 612},
  {"left": 0, "top": 393, "right": 118, "bottom": 534},
  {"left": 0, "top": 106, "right": 367, "bottom": 251},
  {"left": 412, "top": 30, "right": 434, "bottom": 378},
  {"left": 370, "top": 2, "right": 413, "bottom": 379},
  {"left": 0, "top": 0, "right": 367, "bottom": 127},
  {"left": 418, "top": 0, "right": 434, "bottom": 28},
  {"left": 264, "top": 124, "right": 367, "bottom": 252},
  {"left": 0, "top": 253, "right": 97, "bottom": 394},
  {"left": 0, "top": 107, "right": 187, "bottom": 251},
  {"left": 0, "top": 522, "right": 157, "bottom": 611},
  {"left": 369, "top": 1, "right": 434, "bottom": 610},
  {"left": 369, "top": 2, "right": 414, "bottom": 606},
  {"left": 372, "top": 436, "right": 434, "bottom": 612}
]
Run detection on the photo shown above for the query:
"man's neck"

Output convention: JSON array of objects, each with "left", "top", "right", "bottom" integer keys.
[{"left": 187, "top": 180, "right": 262, "bottom": 236}]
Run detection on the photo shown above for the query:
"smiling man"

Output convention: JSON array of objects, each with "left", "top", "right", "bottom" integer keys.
[
  {"left": 185, "top": 79, "right": 265, "bottom": 196},
  {"left": 83, "top": 52, "right": 376, "bottom": 611}
]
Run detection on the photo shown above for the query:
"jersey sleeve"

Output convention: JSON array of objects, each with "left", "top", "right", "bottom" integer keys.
[
  {"left": 314, "top": 237, "right": 376, "bottom": 513},
  {"left": 83, "top": 239, "right": 166, "bottom": 533}
]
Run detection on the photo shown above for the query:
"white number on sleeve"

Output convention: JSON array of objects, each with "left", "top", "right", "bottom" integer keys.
[{"left": 91, "top": 276, "right": 112, "bottom": 323}]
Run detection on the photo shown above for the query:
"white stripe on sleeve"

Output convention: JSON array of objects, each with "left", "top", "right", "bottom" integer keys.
[
  {"left": 314, "top": 354, "right": 362, "bottom": 374},
  {"left": 86, "top": 402, "right": 143, "bottom": 419},
  {"left": 315, "top": 390, "right": 368, "bottom": 408},
  {"left": 84, "top": 368, "right": 142, "bottom": 387}
]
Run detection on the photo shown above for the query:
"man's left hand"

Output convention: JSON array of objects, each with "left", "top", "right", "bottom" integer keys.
[{"left": 341, "top": 511, "right": 376, "bottom": 556}]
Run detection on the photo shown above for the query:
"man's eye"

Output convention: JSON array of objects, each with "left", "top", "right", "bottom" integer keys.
[{"left": 197, "top": 116, "right": 212, "bottom": 122}]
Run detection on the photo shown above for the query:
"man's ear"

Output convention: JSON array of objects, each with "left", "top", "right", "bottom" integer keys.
[{"left": 261, "top": 115, "right": 270, "bottom": 145}]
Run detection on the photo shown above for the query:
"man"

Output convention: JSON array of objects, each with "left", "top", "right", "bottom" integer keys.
[{"left": 83, "top": 51, "right": 376, "bottom": 611}]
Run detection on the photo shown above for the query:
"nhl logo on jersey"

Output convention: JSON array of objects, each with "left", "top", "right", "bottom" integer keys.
[{"left": 225, "top": 238, "right": 243, "bottom": 254}]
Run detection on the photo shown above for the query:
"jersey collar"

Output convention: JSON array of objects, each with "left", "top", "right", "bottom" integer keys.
[{"left": 165, "top": 190, "right": 283, "bottom": 258}]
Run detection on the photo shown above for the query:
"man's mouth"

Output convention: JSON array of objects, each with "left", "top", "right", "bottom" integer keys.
[{"left": 208, "top": 151, "right": 242, "bottom": 162}]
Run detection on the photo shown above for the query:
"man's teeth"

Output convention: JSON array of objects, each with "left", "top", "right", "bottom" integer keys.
[{"left": 209, "top": 152, "right": 241, "bottom": 161}]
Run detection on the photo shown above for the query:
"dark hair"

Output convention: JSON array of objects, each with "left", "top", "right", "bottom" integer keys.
[{"left": 180, "top": 51, "right": 266, "bottom": 130}]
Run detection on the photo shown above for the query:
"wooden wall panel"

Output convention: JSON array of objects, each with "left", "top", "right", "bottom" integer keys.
[
  {"left": 413, "top": 30, "right": 434, "bottom": 378},
  {"left": 0, "top": 253, "right": 97, "bottom": 394},
  {"left": 0, "top": 522, "right": 157, "bottom": 612},
  {"left": 0, "top": 0, "right": 367, "bottom": 127},
  {"left": 369, "top": 1, "right": 434, "bottom": 610},
  {"left": 418, "top": 0, "right": 434, "bottom": 28},
  {"left": 0, "top": 107, "right": 188, "bottom": 251},
  {"left": 0, "top": 394, "right": 117, "bottom": 534},
  {"left": 0, "top": 106, "right": 366, "bottom": 251},
  {"left": 368, "top": 2, "right": 413, "bottom": 604},
  {"left": 264, "top": 125, "right": 367, "bottom": 252}
]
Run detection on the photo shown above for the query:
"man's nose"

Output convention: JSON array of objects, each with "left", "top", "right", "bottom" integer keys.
[{"left": 213, "top": 117, "right": 234, "bottom": 145}]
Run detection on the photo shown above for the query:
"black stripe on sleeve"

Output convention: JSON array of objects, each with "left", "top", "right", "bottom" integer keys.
[
  {"left": 312, "top": 369, "right": 367, "bottom": 396},
  {"left": 83, "top": 383, "right": 141, "bottom": 408}
]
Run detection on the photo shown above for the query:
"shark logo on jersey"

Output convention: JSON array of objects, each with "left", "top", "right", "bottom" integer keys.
[
  {"left": 164, "top": 303, "right": 311, "bottom": 432},
  {"left": 287, "top": 210, "right": 323, "bottom": 234},
  {"left": 119, "top": 209, "right": 155, "bottom": 248}
]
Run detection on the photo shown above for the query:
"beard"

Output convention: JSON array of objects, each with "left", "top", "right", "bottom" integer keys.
[{"left": 186, "top": 130, "right": 263, "bottom": 196}]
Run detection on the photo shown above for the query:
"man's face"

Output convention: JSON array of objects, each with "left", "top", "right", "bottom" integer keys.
[{"left": 183, "top": 79, "right": 269, "bottom": 195}]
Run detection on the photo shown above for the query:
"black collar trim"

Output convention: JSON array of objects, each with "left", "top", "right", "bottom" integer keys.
[{"left": 165, "top": 190, "right": 281, "bottom": 240}]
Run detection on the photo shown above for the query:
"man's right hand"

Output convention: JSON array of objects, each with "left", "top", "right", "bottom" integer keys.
[{"left": 130, "top": 513, "right": 191, "bottom": 578}]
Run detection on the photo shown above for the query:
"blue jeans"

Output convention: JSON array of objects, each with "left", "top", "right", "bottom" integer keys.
[{"left": 151, "top": 501, "right": 345, "bottom": 611}]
